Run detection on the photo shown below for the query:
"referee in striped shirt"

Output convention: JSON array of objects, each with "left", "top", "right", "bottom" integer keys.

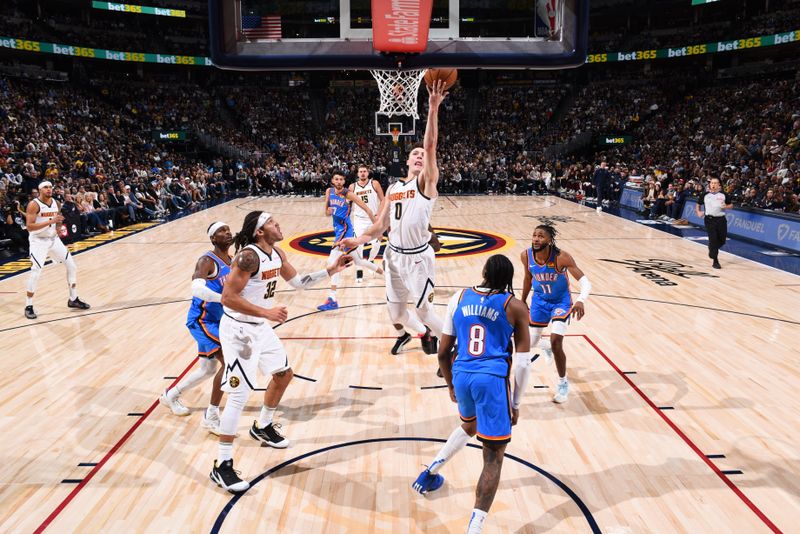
[{"left": 695, "top": 177, "right": 733, "bottom": 269}]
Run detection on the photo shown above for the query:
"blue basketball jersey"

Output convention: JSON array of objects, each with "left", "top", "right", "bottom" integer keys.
[
  {"left": 452, "top": 288, "right": 515, "bottom": 378},
  {"left": 328, "top": 187, "right": 353, "bottom": 236},
  {"left": 527, "top": 247, "right": 570, "bottom": 304},
  {"left": 186, "top": 252, "right": 230, "bottom": 326}
]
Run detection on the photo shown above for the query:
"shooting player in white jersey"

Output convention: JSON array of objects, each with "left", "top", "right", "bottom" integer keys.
[
  {"left": 338, "top": 80, "right": 448, "bottom": 357},
  {"left": 24, "top": 181, "right": 90, "bottom": 319},
  {"left": 348, "top": 165, "right": 384, "bottom": 282},
  {"left": 210, "top": 210, "right": 352, "bottom": 494}
]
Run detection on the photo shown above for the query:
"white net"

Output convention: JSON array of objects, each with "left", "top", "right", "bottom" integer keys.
[{"left": 370, "top": 69, "right": 427, "bottom": 120}]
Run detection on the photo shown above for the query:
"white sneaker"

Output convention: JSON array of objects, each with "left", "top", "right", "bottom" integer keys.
[
  {"left": 553, "top": 380, "right": 569, "bottom": 403},
  {"left": 596, "top": 206, "right": 602, "bottom": 213},
  {"left": 159, "top": 390, "right": 190, "bottom": 416},
  {"left": 202, "top": 410, "right": 222, "bottom": 435}
]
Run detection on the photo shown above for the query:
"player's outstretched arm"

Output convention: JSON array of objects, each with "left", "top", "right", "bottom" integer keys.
[
  {"left": 222, "top": 249, "right": 287, "bottom": 323},
  {"left": 336, "top": 194, "right": 390, "bottom": 249},
  {"left": 561, "top": 251, "right": 590, "bottom": 320},
  {"left": 420, "top": 79, "right": 447, "bottom": 198},
  {"left": 277, "top": 246, "right": 352, "bottom": 290}
]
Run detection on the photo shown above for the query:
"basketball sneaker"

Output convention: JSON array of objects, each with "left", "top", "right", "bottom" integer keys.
[
  {"left": 159, "top": 390, "right": 190, "bottom": 416},
  {"left": 553, "top": 379, "right": 569, "bottom": 404},
  {"left": 210, "top": 459, "right": 250, "bottom": 494},
  {"left": 24, "top": 305, "right": 37, "bottom": 320},
  {"left": 202, "top": 410, "right": 222, "bottom": 435},
  {"left": 391, "top": 332, "right": 412, "bottom": 355},
  {"left": 412, "top": 467, "right": 445, "bottom": 495},
  {"left": 317, "top": 298, "right": 339, "bottom": 311},
  {"left": 421, "top": 329, "right": 439, "bottom": 355},
  {"left": 249, "top": 421, "right": 290, "bottom": 448},
  {"left": 67, "top": 297, "right": 90, "bottom": 310}
]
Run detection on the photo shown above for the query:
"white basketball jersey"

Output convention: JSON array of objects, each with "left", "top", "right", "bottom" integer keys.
[
  {"left": 352, "top": 179, "right": 380, "bottom": 220},
  {"left": 30, "top": 198, "right": 59, "bottom": 238},
  {"left": 223, "top": 244, "right": 282, "bottom": 323},
  {"left": 386, "top": 177, "right": 434, "bottom": 251}
]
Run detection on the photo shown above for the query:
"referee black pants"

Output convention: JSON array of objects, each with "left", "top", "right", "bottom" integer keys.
[{"left": 705, "top": 216, "right": 727, "bottom": 261}]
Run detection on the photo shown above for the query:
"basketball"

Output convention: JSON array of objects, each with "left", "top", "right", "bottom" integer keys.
[{"left": 424, "top": 69, "right": 458, "bottom": 91}]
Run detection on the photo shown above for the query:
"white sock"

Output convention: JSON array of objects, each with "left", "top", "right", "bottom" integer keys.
[
  {"left": 429, "top": 426, "right": 471, "bottom": 474},
  {"left": 395, "top": 325, "right": 406, "bottom": 335},
  {"left": 167, "top": 387, "right": 180, "bottom": 400},
  {"left": 69, "top": 286, "right": 77, "bottom": 300},
  {"left": 329, "top": 290, "right": 337, "bottom": 301},
  {"left": 207, "top": 405, "right": 220, "bottom": 418},
  {"left": 25, "top": 296, "right": 33, "bottom": 306},
  {"left": 559, "top": 376, "right": 568, "bottom": 384},
  {"left": 218, "top": 441, "right": 233, "bottom": 463},
  {"left": 467, "top": 509, "right": 488, "bottom": 534},
  {"left": 259, "top": 405, "right": 276, "bottom": 427}
]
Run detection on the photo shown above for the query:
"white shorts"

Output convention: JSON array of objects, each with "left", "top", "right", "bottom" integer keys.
[
  {"left": 352, "top": 217, "right": 372, "bottom": 238},
  {"left": 219, "top": 314, "right": 290, "bottom": 393},
  {"left": 29, "top": 236, "right": 70, "bottom": 269},
  {"left": 384, "top": 245, "right": 436, "bottom": 308}
]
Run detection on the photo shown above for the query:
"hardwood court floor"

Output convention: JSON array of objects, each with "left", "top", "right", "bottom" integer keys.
[{"left": 0, "top": 195, "right": 797, "bottom": 533}]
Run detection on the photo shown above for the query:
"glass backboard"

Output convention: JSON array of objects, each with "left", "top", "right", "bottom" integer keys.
[{"left": 209, "top": 0, "right": 588, "bottom": 70}]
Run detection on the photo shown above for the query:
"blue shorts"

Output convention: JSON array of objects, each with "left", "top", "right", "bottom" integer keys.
[
  {"left": 452, "top": 371, "right": 512, "bottom": 444},
  {"left": 334, "top": 220, "right": 355, "bottom": 242},
  {"left": 187, "top": 320, "right": 221, "bottom": 357},
  {"left": 529, "top": 296, "right": 572, "bottom": 327}
]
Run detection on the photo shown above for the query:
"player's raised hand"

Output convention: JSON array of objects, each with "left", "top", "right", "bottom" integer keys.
[
  {"left": 263, "top": 305, "right": 288, "bottom": 324},
  {"left": 427, "top": 79, "right": 448, "bottom": 108},
  {"left": 571, "top": 301, "right": 585, "bottom": 321}
]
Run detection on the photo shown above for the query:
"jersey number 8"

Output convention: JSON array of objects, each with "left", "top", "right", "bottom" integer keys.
[{"left": 468, "top": 324, "right": 486, "bottom": 356}]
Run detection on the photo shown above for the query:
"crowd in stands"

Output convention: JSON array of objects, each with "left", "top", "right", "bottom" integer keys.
[{"left": 2, "top": 66, "right": 798, "bottom": 256}]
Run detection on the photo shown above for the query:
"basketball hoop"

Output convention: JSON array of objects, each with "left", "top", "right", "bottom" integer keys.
[{"left": 371, "top": 69, "right": 426, "bottom": 120}]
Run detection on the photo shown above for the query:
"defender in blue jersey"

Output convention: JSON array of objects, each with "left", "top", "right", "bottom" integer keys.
[
  {"left": 413, "top": 255, "right": 531, "bottom": 534},
  {"left": 318, "top": 171, "right": 383, "bottom": 311},
  {"left": 521, "top": 224, "right": 592, "bottom": 404},
  {"left": 160, "top": 222, "right": 233, "bottom": 435}
]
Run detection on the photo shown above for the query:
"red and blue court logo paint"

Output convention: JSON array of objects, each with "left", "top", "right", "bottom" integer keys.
[{"left": 288, "top": 227, "right": 513, "bottom": 259}]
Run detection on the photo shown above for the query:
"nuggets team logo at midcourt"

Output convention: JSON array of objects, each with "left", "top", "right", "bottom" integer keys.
[{"left": 289, "top": 227, "right": 513, "bottom": 259}]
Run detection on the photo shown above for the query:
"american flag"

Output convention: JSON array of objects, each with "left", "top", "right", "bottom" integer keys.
[{"left": 241, "top": 14, "right": 282, "bottom": 39}]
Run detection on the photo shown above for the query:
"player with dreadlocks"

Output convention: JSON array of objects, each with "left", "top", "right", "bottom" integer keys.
[
  {"left": 412, "top": 254, "right": 530, "bottom": 534},
  {"left": 520, "top": 224, "right": 591, "bottom": 404},
  {"left": 209, "top": 210, "right": 352, "bottom": 493}
]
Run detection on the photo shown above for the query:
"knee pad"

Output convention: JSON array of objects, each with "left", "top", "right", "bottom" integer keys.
[
  {"left": 65, "top": 255, "right": 77, "bottom": 284},
  {"left": 415, "top": 304, "right": 443, "bottom": 337},
  {"left": 387, "top": 301, "right": 407, "bottom": 325},
  {"left": 26, "top": 268, "right": 41, "bottom": 294},
  {"left": 219, "top": 386, "right": 249, "bottom": 435}
]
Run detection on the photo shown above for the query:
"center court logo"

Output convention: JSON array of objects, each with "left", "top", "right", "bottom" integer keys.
[{"left": 288, "top": 227, "right": 513, "bottom": 259}]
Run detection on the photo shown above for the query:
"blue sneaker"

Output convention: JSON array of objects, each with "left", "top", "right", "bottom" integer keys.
[
  {"left": 412, "top": 467, "right": 445, "bottom": 495},
  {"left": 317, "top": 298, "right": 339, "bottom": 311}
]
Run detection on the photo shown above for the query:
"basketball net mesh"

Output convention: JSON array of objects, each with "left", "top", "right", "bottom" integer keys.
[{"left": 371, "top": 69, "right": 427, "bottom": 120}]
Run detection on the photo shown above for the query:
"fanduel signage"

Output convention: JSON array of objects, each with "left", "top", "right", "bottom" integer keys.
[
  {"left": 683, "top": 201, "right": 800, "bottom": 253},
  {"left": 372, "top": 0, "right": 433, "bottom": 53}
]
